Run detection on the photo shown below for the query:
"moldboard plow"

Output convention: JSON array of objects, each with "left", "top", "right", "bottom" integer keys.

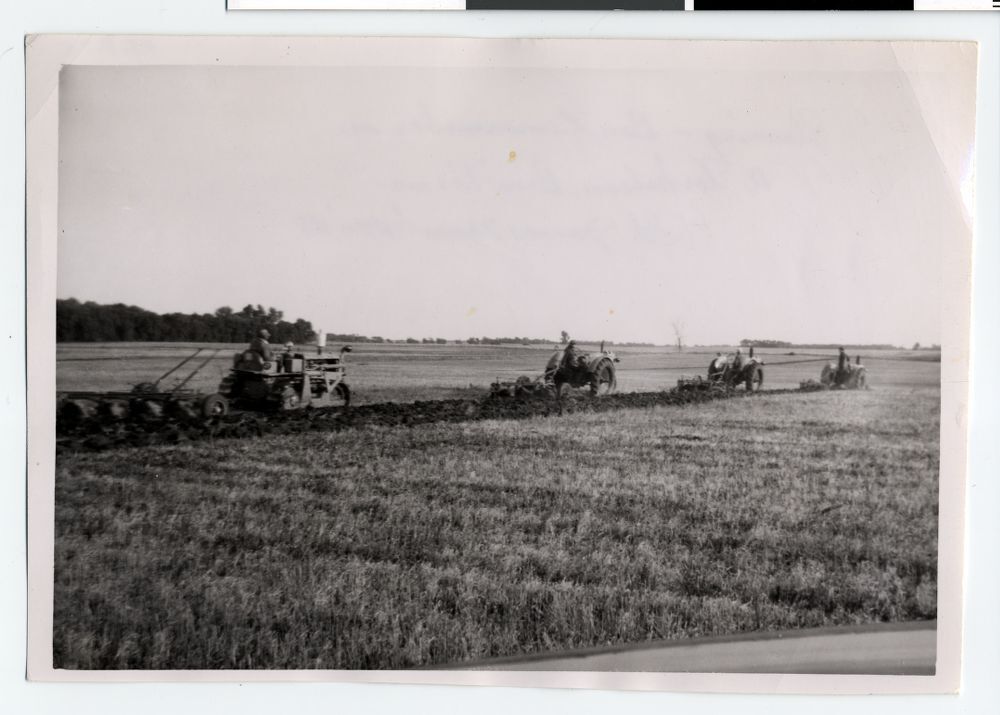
[{"left": 56, "top": 383, "right": 809, "bottom": 454}]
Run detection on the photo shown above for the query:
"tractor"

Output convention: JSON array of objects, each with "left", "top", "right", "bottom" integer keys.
[
  {"left": 820, "top": 355, "right": 868, "bottom": 389},
  {"left": 218, "top": 345, "right": 352, "bottom": 411},
  {"left": 706, "top": 349, "right": 764, "bottom": 392},
  {"left": 544, "top": 345, "right": 619, "bottom": 397}
]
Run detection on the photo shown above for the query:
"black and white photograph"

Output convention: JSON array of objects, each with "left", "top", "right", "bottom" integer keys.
[{"left": 24, "top": 34, "right": 977, "bottom": 690}]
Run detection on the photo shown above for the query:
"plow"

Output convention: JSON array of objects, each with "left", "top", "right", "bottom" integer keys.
[
  {"left": 56, "top": 381, "right": 810, "bottom": 454},
  {"left": 58, "top": 348, "right": 228, "bottom": 430}
]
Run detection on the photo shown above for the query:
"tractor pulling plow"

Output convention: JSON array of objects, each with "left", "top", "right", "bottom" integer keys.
[
  {"left": 57, "top": 344, "right": 353, "bottom": 433},
  {"left": 56, "top": 342, "right": 871, "bottom": 453},
  {"left": 489, "top": 344, "right": 620, "bottom": 399},
  {"left": 676, "top": 348, "right": 765, "bottom": 393}
]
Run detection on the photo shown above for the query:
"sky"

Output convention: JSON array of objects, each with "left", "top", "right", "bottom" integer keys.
[{"left": 56, "top": 42, "right": 976, "bottom": 346}]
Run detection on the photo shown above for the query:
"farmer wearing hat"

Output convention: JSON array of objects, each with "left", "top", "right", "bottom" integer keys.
[
  {"left": 249, "top": 328, "right": 273, "bottom": 362},
  {"left": 836, "top": 346, "right": 849, "bottom": 385},
  {"left": 561, "top": 339, "right": 581, "bottom": 371}
]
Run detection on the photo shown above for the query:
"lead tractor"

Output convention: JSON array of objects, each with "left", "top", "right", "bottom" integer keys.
[
  {"left": 706, "top": 350, "right": 764, "bottom": 392},
  {"left": 218, "top": 345, "right": 352, "bottom": 411},
  {"left": 544, "top": 345, "right": 619, "bottom": 397}
]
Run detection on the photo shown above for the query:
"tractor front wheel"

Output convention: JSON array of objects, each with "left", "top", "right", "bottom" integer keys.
[
  {"left": 332, "top": 383, "right": 351, "bottom": 408},
  {"left": 280, "top": 386, "right": 301, "bottom": 411},
  {"left": 201, "top": 393, "right": 229, "bottom": 418}
]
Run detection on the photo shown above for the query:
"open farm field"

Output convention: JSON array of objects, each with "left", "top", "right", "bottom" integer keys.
[
  {"left": 54, "top": 385, "right": 940, "bottom": 670},
  {"left": 57, "top": 342, "right": 941, "bottom": 405}
]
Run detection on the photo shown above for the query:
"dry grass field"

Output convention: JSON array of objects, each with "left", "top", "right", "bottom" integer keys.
[{"left": 52, "top": 345, "right": 940, "bottom": 669}]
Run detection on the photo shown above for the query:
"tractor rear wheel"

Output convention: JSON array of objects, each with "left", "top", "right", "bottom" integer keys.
[
  {"left": 590, "top": 360, "right": 617, "bottom": 396},
  {"left": 745, "top": 365, "right": 763, "bottom": 392}
]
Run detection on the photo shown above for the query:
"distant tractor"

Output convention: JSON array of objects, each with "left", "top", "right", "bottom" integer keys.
[
  {"left": 820, "top": 355, "right": 868, "bottom": 390},
  {"left": 218, "top": 345, "right": 352, "bottom": 411},
  {"left": 706, "top": 349, "right": 764, "bottom": 392},
  {"left": 544, "top": 345, "right": 619, "bottom": 396}
]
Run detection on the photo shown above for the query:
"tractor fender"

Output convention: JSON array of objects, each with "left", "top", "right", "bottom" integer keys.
[
  {"left": 583, "top": 354, "right": 613, "bottom": 374},
  {"left": 544, "top": 351, "right": 563, "bottom": 379},
  {"left": 708, "top": 357, "right": 727, "bottom": 379}
]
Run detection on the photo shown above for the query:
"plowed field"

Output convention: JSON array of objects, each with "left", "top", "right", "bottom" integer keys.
[{"left": 52, "top": 343, "right": 941, "bottom": 670}]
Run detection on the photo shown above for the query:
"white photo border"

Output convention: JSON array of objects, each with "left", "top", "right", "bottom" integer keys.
[{"left": 5, "top": 5, "right": 999, "bottom": 714}]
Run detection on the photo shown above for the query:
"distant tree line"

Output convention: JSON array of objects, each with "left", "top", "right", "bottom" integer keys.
[
  {"left": 463, "top": 337, "right": 556, "bottom": 346},
  {"left": 739, "top": 339, "right": 901, "bottom": 350},
  {"left": 739, "top": 339, "right": 793, "bottom": 348},
  {"left": 560, "top": 331, "right": 654, "bottom": 348},
  {"left": 57, "top": 299, "right": 317, "bottom": 344},
  {"left": 325, "top": 334, "right": 557, "bottom": 346},
  {"left": 324, "top": 334, "right": 656, "bottom": 347}
]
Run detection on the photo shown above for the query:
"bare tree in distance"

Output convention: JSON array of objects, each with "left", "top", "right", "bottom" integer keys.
[{"left": 672, "top": 321, "right": 686, "bottom": 352}]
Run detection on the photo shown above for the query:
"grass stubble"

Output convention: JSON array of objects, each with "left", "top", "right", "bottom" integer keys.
[{"left": 53, "top": 387, "right": 939, "bottom": 669}]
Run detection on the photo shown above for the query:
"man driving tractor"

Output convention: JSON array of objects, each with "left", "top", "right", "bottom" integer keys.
[
  {"left": 836, "top": 346, "right": 849, "bottom": 385},
  {"left": 249, "top": 328, "right": 273, "bottom": 362},
  {"left": 561, "top": 340, "right": 582, "bottom": 372},
  {"left": 732, "top": 348, "right": 744, "bottom": 372}
]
